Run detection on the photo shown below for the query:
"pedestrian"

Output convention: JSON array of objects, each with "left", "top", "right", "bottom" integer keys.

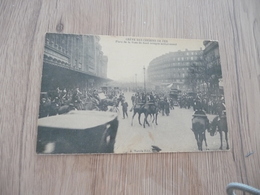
[{"left": 122, "top": 100, "right": 128, "bottom": 119}]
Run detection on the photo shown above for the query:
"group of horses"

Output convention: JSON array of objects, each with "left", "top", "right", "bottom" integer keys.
[
  {"left": 39, "top": 91, "right": 229, "bottom": 151},
  {"left": 191, "top": 111, "right": 229, "bottom": 151},
  {"left": 131, "top": 102, "right": 159, "bottom": 128},
  {"left": 130, "top": 96, "right": 173, "bottom": 128}
]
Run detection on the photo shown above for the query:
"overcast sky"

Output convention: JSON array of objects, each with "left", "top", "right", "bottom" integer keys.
[{"left": 99, "top": 35, "right": 205, "bottom": 82}]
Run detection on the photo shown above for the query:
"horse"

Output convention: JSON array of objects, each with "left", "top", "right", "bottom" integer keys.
[
  {"left": 191, "top": 114, "right": 208, "bottom": 151},
  {"left": 158, "top": 98, "right": 167, "bottom": 116},
  {"left": 131, "top": 103, "right": 145, "bottom": 126},
  {"left": 99, "top": 98, "right": 121, "bottom": 111},
  {"left": 143, "top": 102, "right": 159, "bottom": 128},
  {"left": 209, "top": 115, "right": 229, "bottom": 150}
]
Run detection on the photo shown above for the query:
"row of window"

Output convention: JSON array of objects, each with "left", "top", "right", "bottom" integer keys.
[
  {"left": 149, "top": 77, "right": 185, "bottom": 83},
  {"left": 149, "top": 71, "right": 187, "bottom": 76},
  {"left": 149, "top": 73, "right": 187, "bottom": 79},
  {"left": 151, "top": 54, "right": 203, "bottom": 64},
  {"left": 149, "top": 65, "right": 190, "bottom": 71}
]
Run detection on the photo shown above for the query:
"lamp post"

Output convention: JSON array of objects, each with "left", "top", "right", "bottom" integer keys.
[{"left": 143, "top": 66, "right": 146, "bottom": 93}]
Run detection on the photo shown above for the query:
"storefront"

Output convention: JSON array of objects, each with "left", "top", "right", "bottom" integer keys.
[{"left": 40, "top": 63, "right": 111, "bottom": 92}]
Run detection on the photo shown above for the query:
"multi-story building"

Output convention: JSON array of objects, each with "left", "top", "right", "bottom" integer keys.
[
  {"left": 203, "top": 40, "right": 222, "bottom": 95},
  {"left": 203, "top": 41, "right": 220, "bottom": 68},
  {"left": 147, "top": 49, "right": 203, "bottom": 90},
  {"left": 41, "top": 34, "right": 108, "bottom": 91}
]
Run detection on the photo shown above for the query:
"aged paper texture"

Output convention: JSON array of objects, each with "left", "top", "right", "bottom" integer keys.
[{"left": 37, "top": 34, "right": 229, "bottom": 154}]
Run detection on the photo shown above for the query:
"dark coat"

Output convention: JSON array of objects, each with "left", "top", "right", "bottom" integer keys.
[{"left": 122, "top": 102, "right": 128, "bottom": 111}]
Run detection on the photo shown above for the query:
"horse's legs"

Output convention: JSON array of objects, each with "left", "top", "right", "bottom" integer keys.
[
  {"left": 149, "top": 114, "right": 153, "bottom": 123},
  {"left": 138, "top": 113, "right": 142, "bottom": 126},
  {"left": 131, "top": 111, "right": 136, "bottom": 126},
  {"left": 193, "top": 132, "right": 200, "bottom": 150},
  {"left": 143, "top": 114, "right": 150, "bottom": 128},
  {"left": 225, "top": 131, "right": 229, "bottom": 150},
  {"left": 203, "top": 131, "right": 208, "bottom": 150},
  {"left": 155, "top": 113, "right": 158, "bottom": 125},
  {"left": 219, "top": 130, "right": 223, "bottom": 150},
  {"left": 198, "top": 133, "right": 204, "bottom": 151},
  {"left": 145, "top": 114, "right": 150, "bottom": 126},
  {"left": 143, "top": 114, "right": 146, "bottom": 128}
]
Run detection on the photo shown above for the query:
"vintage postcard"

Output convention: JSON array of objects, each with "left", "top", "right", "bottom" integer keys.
[{"left": 36, "top": 33, "right": 229, "bottom": 154}]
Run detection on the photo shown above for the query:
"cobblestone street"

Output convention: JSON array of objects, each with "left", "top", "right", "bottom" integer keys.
[{"left": 114, "top": 92, "right": 228, "bottom": 153}]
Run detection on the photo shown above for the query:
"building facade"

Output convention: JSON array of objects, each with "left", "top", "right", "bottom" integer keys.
[
  {"left": 203, "top": 40, "right": 222, "bottom": 95},
  {"left": 147, "top": 49, "right": 203, "bottom": 90},
  {"left": 41, "top": 34, "right": 108, "bottom": 91}
]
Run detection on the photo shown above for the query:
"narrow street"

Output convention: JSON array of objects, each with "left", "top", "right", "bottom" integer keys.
[{"left": 114, "top": 92, "right": 227, "bottom": 153}]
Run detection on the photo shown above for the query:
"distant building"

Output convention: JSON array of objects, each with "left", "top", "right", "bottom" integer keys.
[
  {"left": 41, "top": 34, "right": 109, "bottom": 91},
  {"left": 147, "top": 49, "right": 203, "bottom": 90}
]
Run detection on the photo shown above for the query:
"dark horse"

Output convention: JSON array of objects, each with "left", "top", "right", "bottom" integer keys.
[
  {"left": 191, "top": 114, "right": 208, "bottom": 151},
  {"left": 143, "top": 102, "right": 159, "bottom": 128},
  {"left": 209, "top": 115, "right": 229, "bottom": 150},
  {"left": 131, "top": 103, "right": 145, "bottom": 126}
]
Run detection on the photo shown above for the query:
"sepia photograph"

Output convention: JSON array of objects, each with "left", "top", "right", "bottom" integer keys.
[{"left": 36, "top": 33, "right": 229, "bottom": 154}]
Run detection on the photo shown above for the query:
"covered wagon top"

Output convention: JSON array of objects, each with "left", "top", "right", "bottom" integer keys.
[{"left": 38, "top": 111, "right": 118, "bottom": 130}]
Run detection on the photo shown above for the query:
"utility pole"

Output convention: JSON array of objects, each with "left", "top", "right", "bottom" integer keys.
[{"left": 143, "top": 66, "right": 146, "bottom": 93}]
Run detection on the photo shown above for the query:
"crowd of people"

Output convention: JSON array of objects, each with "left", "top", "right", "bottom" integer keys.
[
  {"left": 178, "top": 92, "right": 226, "bottom": 116},
  {"left": 39, "top": 85, "right": 226, "bottom": 121},
  {"left": 39, "top": 86, "right": 122, "bottom": 118}
]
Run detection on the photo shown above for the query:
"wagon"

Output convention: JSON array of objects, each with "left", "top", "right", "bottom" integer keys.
[{"left": 36, "top": 110, "right": 118, "bottom": 154}]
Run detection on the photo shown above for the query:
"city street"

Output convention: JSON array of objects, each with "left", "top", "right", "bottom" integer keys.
[{"left": 114, "top": 91, "right": 227, "bottom": 153}]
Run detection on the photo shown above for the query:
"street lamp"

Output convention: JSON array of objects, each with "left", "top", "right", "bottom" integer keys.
[{"left": 143, "top": 66, "right": 146, "bottom": 93}]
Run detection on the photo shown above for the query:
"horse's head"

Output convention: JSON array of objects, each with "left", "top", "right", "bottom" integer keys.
[
  {"left": 208, "top": 126, "right": 216, "bottom": 136},
  {"left": 208, "top": 116, "right": 219, "bottom": 136}
]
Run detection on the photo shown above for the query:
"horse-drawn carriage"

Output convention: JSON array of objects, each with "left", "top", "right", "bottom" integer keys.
[
  {"left": 169, "top": 89, "right": 181, "bottom": 106},
  {"left": 36, "top": 110, "right": 119, "bottom": 154}
]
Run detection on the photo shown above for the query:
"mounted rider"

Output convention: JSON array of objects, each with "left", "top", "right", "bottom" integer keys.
[
  {"left": 216, "top": 96, "right": 226, "bottom": 120},
  {"left": 192, "top": 108, "right": 209, "bottom": 131},
  {"left": 217, "top": 97, "right": 226, "bottom": 117},
  {"left": 149, "top": 92, "right": 155, "bottom": 103}
]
